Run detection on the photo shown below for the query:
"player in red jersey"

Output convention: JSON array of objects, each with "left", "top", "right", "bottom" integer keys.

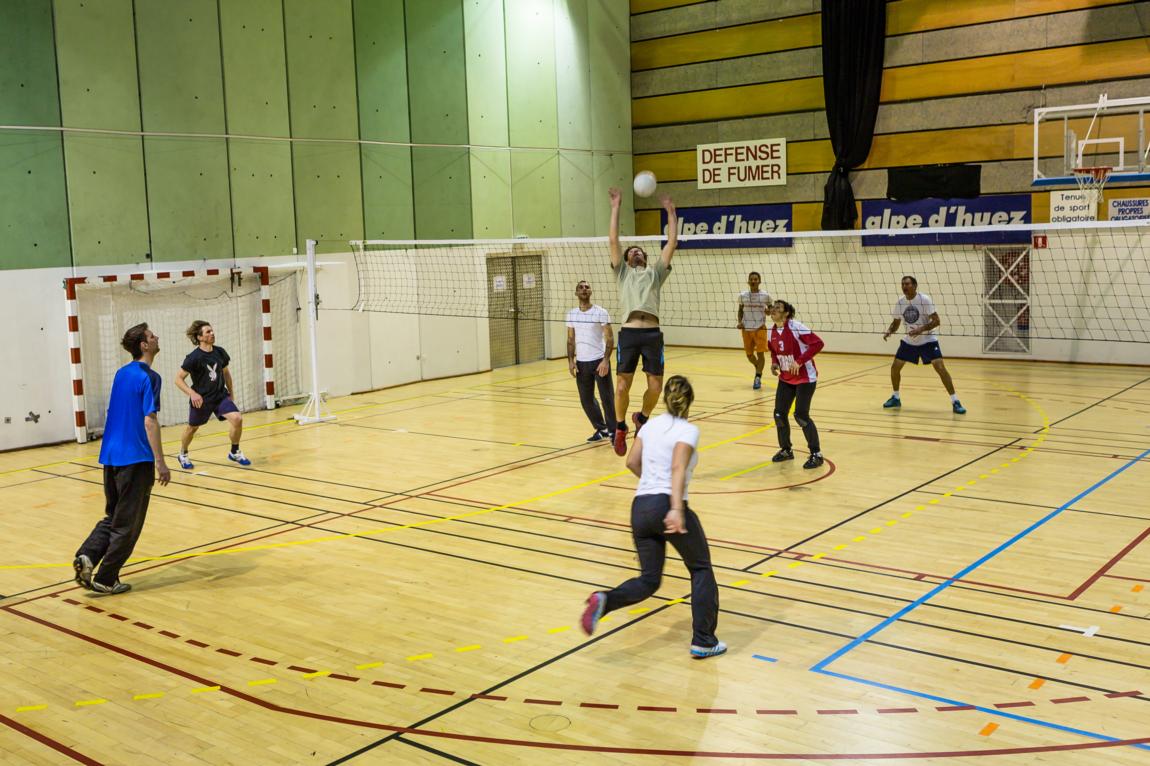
[{"left": 768, "top": 300, "right": 825, "bottom": 469}]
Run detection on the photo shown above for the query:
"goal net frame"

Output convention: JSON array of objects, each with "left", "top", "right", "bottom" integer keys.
[{"left": 64, "top": 266, "right": 281, "bottom": 444}]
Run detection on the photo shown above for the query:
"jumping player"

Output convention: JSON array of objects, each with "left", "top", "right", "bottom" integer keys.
[
  {"left": 174, "top": 321, "right": 251, "bottom": 468},
  {"left": 608, "top": 187, "right": 679, "bottom": 456},
  {"left": 580, "top": 375, "right": 725, "bottom": 659},
  {"left": 882, "top": 276, "right": 966, "bottom": 414},
  {"left": 736, "top": 271, "right": 772, "bottom": 389},
  {"left": 768, "top": 300, "right": 825, "bottom": 469}
]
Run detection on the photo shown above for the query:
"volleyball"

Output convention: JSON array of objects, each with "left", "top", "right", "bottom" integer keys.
[{"left": 633, "top": 170, "right": 658, "bottom": 198}]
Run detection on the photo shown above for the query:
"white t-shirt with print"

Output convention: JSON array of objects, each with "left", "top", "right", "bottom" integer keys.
[
  {"left": 635, "top": 413, "right": 700, "bottom": 501},
  {"left": 566, "top": 305, "right": 611, "bottom": 362},
  {"left": 892, "top": 292, "right": 938, "bottom": 346},
  {"left": 738, "top": 289, "right": 772, "bottom": 330}
]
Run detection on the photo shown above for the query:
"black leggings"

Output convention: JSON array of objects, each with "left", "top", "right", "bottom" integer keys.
[{"left": 774, "top": 380, "right": 820, "bottom": 453}]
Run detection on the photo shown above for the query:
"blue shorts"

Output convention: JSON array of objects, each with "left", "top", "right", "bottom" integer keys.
[
  {"left": 895, "top": 340, "right": 943, "bottom": 365},
  {"left": 188, "top": 396, "right": 239, "bottom": 427}
]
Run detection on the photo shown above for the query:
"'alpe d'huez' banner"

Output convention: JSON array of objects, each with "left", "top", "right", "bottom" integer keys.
[
  {"left": 861, "top": 195, "right": 1032, "bottom": 246},
  {"left": 660, "top": 203, "right": 793, "bottom": 249}
]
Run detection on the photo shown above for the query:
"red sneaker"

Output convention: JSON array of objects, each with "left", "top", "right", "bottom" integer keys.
[
  {"left": 612, "top": 426, "right": 628, "bottom": 456},
  {"left": 580, "top": 592, "right": 607, "bottom": 635}
]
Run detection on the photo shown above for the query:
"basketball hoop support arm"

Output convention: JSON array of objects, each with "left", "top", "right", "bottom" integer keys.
[{"left": 294, "top": 238, "right": 335, "bottom": 425}]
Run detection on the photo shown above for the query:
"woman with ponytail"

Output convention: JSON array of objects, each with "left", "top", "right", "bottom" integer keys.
[
  {"left": 768, "top": 299, "right": 825, "bottom": 469},
  {"left": 579, "top": 375, "right": 725, "bottom": 659}
]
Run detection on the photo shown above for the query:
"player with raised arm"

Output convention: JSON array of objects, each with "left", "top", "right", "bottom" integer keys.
[
  {"left": 174, "top": 320, "right": 251, "bottom": 469},
  {"left": 882, "top": 276, "right": 966, "bottom": 414},
  {"left": 737, "top": 271, "right": 772, "bottom": 390},
  {"left": 608, "top": 187, "right": 679, "bottom": 456}
]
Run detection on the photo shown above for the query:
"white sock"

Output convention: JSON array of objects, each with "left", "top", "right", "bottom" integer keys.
[
  {"left": 892, "top": 391, "right": 900, "bottom": 399},
  {"left": 950, "top": 394, "right": 959, "bottom": 403}
]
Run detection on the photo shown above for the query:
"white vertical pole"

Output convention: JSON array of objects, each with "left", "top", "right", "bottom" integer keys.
[{"left": 294, "top": 239, "right": 335, "bottom": 424}]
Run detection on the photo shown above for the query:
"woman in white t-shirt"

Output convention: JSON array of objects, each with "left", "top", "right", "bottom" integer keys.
[{"left": 579, "top": 375, "right": 725, "bottom": 659}]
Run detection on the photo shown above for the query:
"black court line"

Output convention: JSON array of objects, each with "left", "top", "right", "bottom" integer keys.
[
  {"left": 1045, "top": 374, "right": 1150, "bottom": 430},
  {"left": 334, "top": 420, "right": 559, "bottom": 450},
  {"left": 393, "top": 736, "right": 480, "bottom": 766},
  {"left": 916, "top": 489, "right": 1150, "bottom": 522}
]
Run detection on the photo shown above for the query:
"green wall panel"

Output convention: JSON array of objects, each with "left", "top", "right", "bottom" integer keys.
[
  {"left": 555, "top": 0, "right": 592, "bottom": 150},
  {"left": 412, "top": 147, "right": 472, "bottom": 238},
  {"left": 511, "top": 150, "right": 560, "bottom": 236},
  {"left": 506, "top": 0, "right": 558, "bottom": 149},
  {"left": 362, "top": 145, "right": 414, "bottom": 239},
  {"left": 589, "top": 0, "right": 630, "bottom": 152},
  {"left": 54, "top": 0, "right": 140, "bottom": 130},
  {"left": 145, "top": 139, "right": 233, "bottom": 262},
  {"left": 406, "top": 0, "right": 469, "bottom": 145},
  {"left": 0, "top": 0, "right": 60, "bottom": 125},
  {"left": 135, "top": 0, "right": 226, "bottom": 133},
  {"left": 293, "top": 143, "right": 364, "bottom": 250},
  {"left": 0, "top": 134, "right": 70, "bottom": 269},
  {"left": 219, "top": 0, "right": 290, "bottom": 135},
  {"left": 229, "top": 140, "right": 296, "bottom": 258},
  {"left": 355, "top": 0, "right": 410, "bottom": 142},
  {"left": 284, "top": 0, "right": 359, "bottom": 140},
  {"left": 464, "top": 0, "right": 509, "bottom": 147},
  {"left": 593, "top": 151, "right": 632, "bottom": 236},
  {"left": 470, "top": 149, "right": 513, "bottom": 237},
  {"left": 559, "top": 150, "right": 594, "bottom": 237},
  {"left": 64, "top": 135, "right": 150, "bottom": 266}
]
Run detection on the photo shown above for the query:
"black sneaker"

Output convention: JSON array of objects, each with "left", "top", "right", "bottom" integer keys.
[
  {"left": 91, "top": 580, "right": 132, "bottom": 595},
  {"left": 803, "top": 453, "right": 824, "bottom": 470},
  {"left": 73, "top": 554, "right": 94, "bottom": 590},
  {"left": 587, "top": 430, "right": 606, "bottom": 442},
  {"left": 771, "top": 448, "right": 794, "bottom": 463}
]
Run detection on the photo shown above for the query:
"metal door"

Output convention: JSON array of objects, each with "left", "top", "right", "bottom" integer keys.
[
  {"left": 514, "top": 255, "right": 545, "bottom": 364},
  {"left": 486, "top": 254, "right": 546, "bottom": 368}
]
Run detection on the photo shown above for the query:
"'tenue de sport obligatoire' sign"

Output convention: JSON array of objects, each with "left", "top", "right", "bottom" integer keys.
[{"left": 696, "top": 139, "right": 787, "bottom": 190}]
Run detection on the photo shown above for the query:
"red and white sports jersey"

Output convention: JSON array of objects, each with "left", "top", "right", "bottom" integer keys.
[{"left": 769, "top": 319, "right": 824, "bottom": 385}]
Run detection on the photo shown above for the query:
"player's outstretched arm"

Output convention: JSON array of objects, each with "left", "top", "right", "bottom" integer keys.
[
  {"left": 883, "top": 318, "right": 901, "bottom": 341},
  {"left": 659, "top": 195, "right": 678, "bottom": 267},
  {"left": 608, "top": 187, "right": 623, "bottom": 269}
]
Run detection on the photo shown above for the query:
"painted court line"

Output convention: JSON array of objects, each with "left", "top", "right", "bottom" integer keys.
[{"left": 808, "top": 447, "right": 1150, "bottom": 751}]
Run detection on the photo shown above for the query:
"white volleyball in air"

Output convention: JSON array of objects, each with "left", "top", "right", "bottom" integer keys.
[{"left": 633, "top": 170, "right": 658, "bottom": 198}]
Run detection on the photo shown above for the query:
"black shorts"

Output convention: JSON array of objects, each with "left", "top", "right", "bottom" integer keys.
[
  {"left": 895, "top": 340, "right": 943, "bottom": 365},
  {"left": 188, "top": 396, "right": 239, "bottom": 427},
  {"left": 616, "top": 327, "right": 664, "bottom": 376}
]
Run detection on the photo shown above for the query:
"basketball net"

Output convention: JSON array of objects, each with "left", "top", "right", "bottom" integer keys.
[{"left": 1073, "top": 166, "right": 1111, "bottom": 212}]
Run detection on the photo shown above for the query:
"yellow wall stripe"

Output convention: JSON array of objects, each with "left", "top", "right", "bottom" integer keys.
[
  {"left": 631, "top": 0, "right": 705, "bottom": 14},
  {"left": 631, "top": 0, "right": 1130, "bottom": 72},
  {"left": 633, "top": 39, "right": 1150, "bottom": 128}
]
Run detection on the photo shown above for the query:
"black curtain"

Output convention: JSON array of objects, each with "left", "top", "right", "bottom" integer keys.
[{"left": 820, "top": 0, "right": 886, "bottom": 230}]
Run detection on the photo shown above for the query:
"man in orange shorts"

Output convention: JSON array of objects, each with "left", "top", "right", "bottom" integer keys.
[{"left": 736, "top": 271, "right": 772, "bottom": 390}]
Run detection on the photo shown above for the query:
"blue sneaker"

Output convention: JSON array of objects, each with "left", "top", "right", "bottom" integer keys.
[
  {"left": 753, "top": 376, "right": 762, "bottom": 390},
  {"left": 690, "top": 641, "right": 728, "bottom": 659},
  {"left": 176, "top": 453, "right": 194, "bottom": 470},
  {"left": 883, "top": 396, "right": 901, "bottom": 409},
  {"left": 952, "top": 400, "right": 967, "bottom": 415},
  {"left": 228, "top": 450, "right": 251, "bottom": 466},
  {"left": 580, "top": 591, "right": 607, "bottom": 635}
]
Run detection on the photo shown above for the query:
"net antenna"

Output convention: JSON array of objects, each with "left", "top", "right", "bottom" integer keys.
[
  {"left": 293, "top": 239, "right": 336, "bottom": 426},
  {"left": 1072, "top": 165, "right": 1111, "bottom": 214}
]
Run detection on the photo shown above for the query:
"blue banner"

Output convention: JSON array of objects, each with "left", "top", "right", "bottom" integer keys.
[
  {"left": 861, "top": 195, "right": 1032, "bottom": 245},
  {"left": 660, "top": 203, "right": 793, "bottom": 248}
]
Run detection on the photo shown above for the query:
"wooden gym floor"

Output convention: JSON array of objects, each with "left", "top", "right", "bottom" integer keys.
[{"left": 1, "top": 349, "right": 1148, "bottom": 765}]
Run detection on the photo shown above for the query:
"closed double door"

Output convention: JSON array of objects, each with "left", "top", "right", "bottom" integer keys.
[{"left": 486, "top": 255, "right": 544, "bottom": 368}]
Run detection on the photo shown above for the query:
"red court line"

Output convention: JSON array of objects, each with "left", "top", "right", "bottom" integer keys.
[
  {"left": 1069, "top": 526, "right": 1150, "bottom": 599},
  {"left": 0, "top": 711, "right": 103, "bottom": 765}
]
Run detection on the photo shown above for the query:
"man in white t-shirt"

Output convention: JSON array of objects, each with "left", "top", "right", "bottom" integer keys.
[
  {"left": 567, "top": 281, "right": 616, "bottom": 442},
  {"left": 882, "top": 275, "right": 965, "bottom": 414},
  {"left": 736, "top": 271, "right": 772, "bottom": 390}
]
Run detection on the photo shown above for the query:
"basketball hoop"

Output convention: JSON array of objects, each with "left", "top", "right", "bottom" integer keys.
[{"left": 1073, "top": 166, "right": 1111, "bottom": 206}]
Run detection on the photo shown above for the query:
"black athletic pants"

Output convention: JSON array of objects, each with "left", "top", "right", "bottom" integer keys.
[
  {"left": 575, "top": 358, "right": 615, "bottom": 433},
  {"left": 77, "top": 462, "right": 155, "bottom": 586},
  {"left": 774, "top": 380, "right": 820, "bottom": 453},
  {"left": 603, "top": 493, "right": 720, "bottom": 647}
]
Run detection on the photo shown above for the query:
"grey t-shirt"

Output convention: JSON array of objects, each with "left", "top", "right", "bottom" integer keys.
[{"left": 615, "top": 258, "right": 671, "bottom": 321}]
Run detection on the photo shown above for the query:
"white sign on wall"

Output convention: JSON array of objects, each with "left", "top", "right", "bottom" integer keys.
[
  {"left": 697, "top": 138, "right": 786, "bottom": 190},
  {"left": 1109, "top": 197, "right": 1150, "bottom": 220},
  {"left": 1049, "top": 190, "right": 1097, "bottom": 223},
  {"left": 493, "top": 275, "right": 506, "bottom": 292}
]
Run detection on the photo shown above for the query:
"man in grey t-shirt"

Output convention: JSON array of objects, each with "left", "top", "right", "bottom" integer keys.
[{"left": 608, "top": 187, "right": 679, "bottom": 456}]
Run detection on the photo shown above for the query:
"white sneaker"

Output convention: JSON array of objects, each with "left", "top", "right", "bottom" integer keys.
[
  {"left": 177, "top": 453, "right": 194, "bottom": 470},
  {"left": 690, "top": 641, "right": 727, "bottom": 659},
  {"left": 227, "top": 450, "right": 251, "bottom": 466}
]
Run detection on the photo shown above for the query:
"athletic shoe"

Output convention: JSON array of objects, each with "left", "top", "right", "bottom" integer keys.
[
  {"left": 690, "top": 641, "right": 728, "bottom": 659},
  {"left": 587, "top": 430, "right": 606, "bottom": 443},
  {"left": 176, "top": 453, "right": 194, "bottom": 470},
  {"left": 228, "top": 450, "right": 251, "bottom": 466},
  {"left": 599, "top": 428, "right": 612, "bottom": 440},
  {"left": 72, "top": 554, "right": 94, "bottom": 590},
  {"left": 631, "top": 412, "right": 646, "bottom": 435},
  {"left": 952, "top": 400, "right": 967, "bottom": 415},
  {"left": 883, "top": 396, "right": 901, "bottom": 409},
  {"left": 803, "top": 453, "right": 824, "bottom": 470},
  {"left": 91, "top": 580, "right": 131, "bottom": 595},
  {"left": 771, "top": 448, "right": 794, "bottom": 463},
  {"left": 753, "top": 376, "right": 762, "bottom": 390},
  {"left": 580, "top": 591, "right": 607, "bottom": 635},
  {"left": 613, "top": 427, "right": 628, "bottom": 456}
]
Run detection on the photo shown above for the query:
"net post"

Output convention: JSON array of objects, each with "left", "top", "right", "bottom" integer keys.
[
  {"left": 294, "top": 239, "right": 335, "bottom": 426},
  {"left": 254, "top": 266, "right": 276, "bottom": 410},
  {"left": 64, "top": 277, "right": 89, "bottom": 443}
]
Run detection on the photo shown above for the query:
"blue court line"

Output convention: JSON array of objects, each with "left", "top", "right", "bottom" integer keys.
[
  {"left": 752, "top": 654, "right": 778, "bottom": 663},
  {"left": 808, "top": 447, "right": 1150, "bottom": 748}
]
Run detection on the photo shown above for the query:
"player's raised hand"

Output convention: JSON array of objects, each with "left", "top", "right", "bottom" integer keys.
[{"left": 608, "top": 187, "right": 622, "bottom": 207}]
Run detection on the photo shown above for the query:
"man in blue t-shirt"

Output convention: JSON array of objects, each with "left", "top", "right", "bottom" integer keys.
[{"left": 73, "top": 323, "right": 171, "bottom": 595}]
